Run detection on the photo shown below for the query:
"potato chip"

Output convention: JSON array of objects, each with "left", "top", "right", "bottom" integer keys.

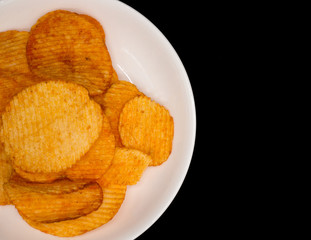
[
  {"left": 66, "top": 113, "right": 115, "bottom": 180},
  {"left": 99, "top": 147, "right": 151, "bottom": 186},
  {"left": 97, "top": 81, "right": 143, "bottom": 146},
  {"left": 8, "top": 175, "right": 89, "bottom": 194},
  {"left": 4, "top": 181, "right": 102, "bottom": 223},
  {"left": 119, "top": 96, "right": 174, "bottom": 166},
  {"left": 22, "top": 184, "right": 127, "bottom": 237},
  {"left": 13, "top": 163, "right": 64, "bottom": 183},
  {"left": 0, "top": 160, "right": 13, "bottom": 205},
  {"left": 1, "top": 81, "right": 103, "bottom": 173},
  {"left": 0, "top": 71, "right": 42, "bottom": 113},
  {"left": 27, "top": 10, "right": 113, "bottom": 96},
  {"left": 0, "top": 134, "right": 12, "bottom": 205},
  {"left": 0, "top": 31, "right": 30, "bottom": 73}
]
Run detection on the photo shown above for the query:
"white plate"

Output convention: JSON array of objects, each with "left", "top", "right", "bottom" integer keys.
[{"left": 0, "top": 0, "right": 196, "bottom": 239}]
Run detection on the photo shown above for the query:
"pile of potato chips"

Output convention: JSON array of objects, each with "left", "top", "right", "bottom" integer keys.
[{"left": 0, "top": 10, "right": 174, "bottom": 237}]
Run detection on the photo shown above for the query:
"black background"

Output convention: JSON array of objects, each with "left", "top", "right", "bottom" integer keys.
[{"left": 118, "top": 1, "right": 227, "bottom": 239}]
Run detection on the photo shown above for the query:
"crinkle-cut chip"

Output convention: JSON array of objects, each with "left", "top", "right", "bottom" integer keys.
[
  {"left": 98, "top": 80, "right": 143, "bottom": 146},
  {"left": 99, "top": 148, "right": 151, "bottom": 186},
  {"left": 22, "top": 184, "right": 127, "bottom": 237},
  {"left": 66, "top": 114, "right": 115, "bottom": 180},
  {"left": 4, "top": 181, "right": 102, "bottom": 223},
  {"left": 0, "top": 160, "right": 13, "bottom": 205},
  {"left": 111, "top": 68, "right": 119, "bottom": 84},
  {"left": 119, "top": 96, "right": 174, "bottom": 166},
  {"left": 7, "top": 175, "right": 90, "bottom": 195},
  {"left": 27, "top": 10, "right": 113, "bottom": 96},
  {"left": 0, "top": 71, "right": 42, "bottom": 113},
  {"left": 1, "top": 81, "right": 103, "bottom": 173},
  {"left": 79, "top": 14, "right": 106, "bottom": 41},
  {"left": 13, "top": 163, "right": 65, "bottom": 183},
  {"left": 0, "top": 31, "right": 30, "bottom": 73}
]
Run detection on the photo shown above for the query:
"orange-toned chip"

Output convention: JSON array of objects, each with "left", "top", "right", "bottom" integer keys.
[
  {"left": 22, "top": 184, "right": 127, "bottom": 237},
  {"left": 119, "top": 96, "right": 174, "bottom": 166},
  {"left": 13, "top": 163, "right": 65, "bottom": 183},
  {"left": 96, "top": 81, "right": 143, "bottom": 146},
  {"left": 66, "top": 113, "right": 115, "bottom": 180},
  {"left": 0, "top": 31, "right": 30, "bottom": 73},
  {"left": 0, "top": 71, "right": 42, "bottom": 113},
  {"left": 8, "top": 175, "right": 89, "bottom": 194},
  {"left": 1, "top": 81, "right": 103, "bottom": 173},
  {"left": 4, "top": 181, "right": 102, "bottom": 223},
  {"left": 27, "top": 10, "right": 113, "bottom": 96},
  {"left": 0, "top": 136, "right": 13, "bottom": 205},
  {"left": 0, "top": 156, "right": 13, "bottom": 205},
  {"left": 99, "top": 148, "right": 151, "bottom": 186}
]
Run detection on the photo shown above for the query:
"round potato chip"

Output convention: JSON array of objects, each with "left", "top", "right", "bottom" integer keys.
[
  {"left": 0, "top": 31, "right": 30, "bottom": 73},
  {"left": 96, "top": 80, "right": 143, "bottom": 146},
  {"left": 13, "top": 163, "right": 65, "bottom": 183},
  {"left": 98, "top": 147, "right": 151, "bottom": 186},
  {"left": 22, "top": 184, "right": 127, "bottom": 237},
  {"left": 0, "top": 71, "right": 42, "bottom": 114},
  {"left": 27, "top": 10, "right": 113, "bottom": 96},
  {"left": 66, "top": 113, "right": 115, "bottom": 180},
  {"left": 5, "top": 181, "right": 103, "bottom": 223},
  {"left": 1, "top": 81, "right": 103, "bottom": 173},
  {"left": 0, "top": 160, "right": 13, "bottom": 205},
  {"left": 119, "top": 96, "right": 174, "bottom": 166}
]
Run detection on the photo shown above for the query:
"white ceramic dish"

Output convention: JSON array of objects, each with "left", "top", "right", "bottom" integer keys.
[{"left": 0, "top": 0, "right": 196, "bottom": 239}]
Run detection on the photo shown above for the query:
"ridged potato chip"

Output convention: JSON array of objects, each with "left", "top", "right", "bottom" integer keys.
[
  {"left": 98, "top": 81, "right": 143, "bottom": 146},
  {"left": 0, "top": 137, "right": 12, "bottom": 205},
  {"left": 66, "top": 113, "right": 115, "bottom": 180},
  {"left": 22, "top": 184, "right": 127, "bottom": 237},
  {"left": 99, "top": 148, "right": 151, "bottom": 186},
  {"left": 1, "top": 81, "right": 103, "bottom": 173},
  {"left": 0, "top": 147, "right": 13, "bottom": 205},
  {"left": 13, "top": 163, "right": 64, "bottom": 183},
  {"left": 8, "top": 175, "right": 89, "bottom": 195},
  {"left": 4, "top": 180, "right": 102, "bottom": 223},
  {"left": 119, "top": 96, "right": 174, "bottom": 166},
  {"left": 27, "top": 10, "right": 113, "bottom": 96},
  {"left": 0, "top": 31, "right": 30, "bottom": 73},
  {"left": 0, "top": 71, "right": 42, "bottom": 113}
]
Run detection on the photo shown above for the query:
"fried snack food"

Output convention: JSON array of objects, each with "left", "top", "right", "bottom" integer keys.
[
  {"left": 98, "top": 81, "right": 143, "bottom": 146},
  {"left": 1, "top": 81, "right": 103, "bottom": 173},
  {"left": 0, "top": 71, "right": 42, "bottom": 113},
  {"left": 27, "top": 10, "right": 113, "bottom": 96},
  {"left": 4, "top": 180, "right": 102, "bottom": 223},
  {"left": 99, "top": 148, "right": 151, "bottom": 186},
  {"left": 13, "top": 163, "right": 64, "bottom": 183},
  {"left": 0, "top": 31, "right": 30, "bottom": 73},
  {"left": 0, "top": 161, "right": 13, "bottom": 205},
  {"left": 22, "top": 184, "right": 127, "bottom": 237},
  {"left": 119, "top": 96, "right": 174, "bottom": 166},
  {"left": 66, "top": 113, "right": 115, "bottom": 180},
  {"left": 0, "top": 137, "right": 13, "bottom": 205}
]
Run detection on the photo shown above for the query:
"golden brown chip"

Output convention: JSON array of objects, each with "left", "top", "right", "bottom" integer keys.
[
  {"left": 0, "top": 71, "right": 42, "bottom": 113},
  {"left": 119, "top": 96, "right": 174, "bottom": 166},
  {"left": 4, "top": 181, "right": 102, "bottom": 223},
  {"left": 1, "top": 81, "right": 103, "bottom": 173},
  {"left": 99, "top": 147, "right": 151, "bottom": 186},
  {"left": 27, "top": 10, "right": 113, "bottom": 96},
  {"left": 66, "top": 113, "right": 115, "bottom": 180},
  {"left": 22, "top": 184, "right": 127, "bottom": 237},
  {"left": 96, "top": 80, "right": 143, "bottom": 146},
  {"left": 8, "top": 175, "right": 89, "bottom": 194},
  {"left": 0, "top": 160, "right": 13, "bottom": 205},
  {"left": 13, "top": 163, "right": 64, "bottom": 183},
  {"left": 0, "top": 133, "right": 13, "bottom": 205},
  {"left": 0, "top": 31, "right": 30, "bottom": 73}
]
